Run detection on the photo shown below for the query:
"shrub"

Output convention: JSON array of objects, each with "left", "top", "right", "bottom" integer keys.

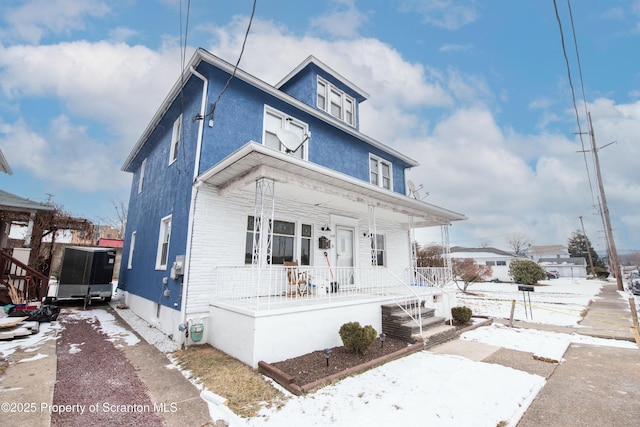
[
  {"left": 338, "top": 322, "right": 378, "bottom": 356},
  {"left": 451, "top": 306, "right": 472, "bottom": 324},
  {"left": 508, "top": 259, "right": 546, "bottom": 285}
]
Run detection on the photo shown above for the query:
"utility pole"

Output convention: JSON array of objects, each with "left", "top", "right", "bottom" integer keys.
[
  {"left": 578, "top": 215, "right": 596, "bottom": 277},
  {"left": 588, "top": 112, "right": 623, "bottom": 290}
]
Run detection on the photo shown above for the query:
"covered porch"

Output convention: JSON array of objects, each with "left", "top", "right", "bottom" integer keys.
[{"left": 185, "top": 142, "right": 465, "bottom": 365}]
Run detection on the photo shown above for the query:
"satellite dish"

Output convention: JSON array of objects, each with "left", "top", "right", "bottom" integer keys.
[
  {"left": 276, "top": 128, "right": 310, "bottom": 153},
  {"left": 407, "top": 180, "right": 424, "bottom": 199}
]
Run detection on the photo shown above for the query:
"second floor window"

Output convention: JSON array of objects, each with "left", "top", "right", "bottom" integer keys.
[
  {"left": 317, "top": 77, "right": 356, "bottom": 127},
  {"left": 263, "top": 107, "right": 308, "bottom": 160},
  {"left": 370, "top": 156, "right": 392, "bottom": 190},
  {"left": 169, "top": 114, "right": 182, "bottom": 164}
]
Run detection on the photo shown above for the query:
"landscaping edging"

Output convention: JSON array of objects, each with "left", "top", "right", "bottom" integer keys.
[
  {"left": 258, "top": 341, "right": 424, "bottom": 396},
  {"left": 456, "top": 317, "right": 493, "bottom": 336}
]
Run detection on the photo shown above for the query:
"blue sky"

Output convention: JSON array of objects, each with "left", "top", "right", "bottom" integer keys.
[{"left": 0, "top": 0, "right": 639, "bottom": 255}]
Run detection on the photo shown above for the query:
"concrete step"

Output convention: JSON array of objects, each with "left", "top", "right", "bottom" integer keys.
[{"left": 412, "top": 324, "right": 457, "bottom": 349}]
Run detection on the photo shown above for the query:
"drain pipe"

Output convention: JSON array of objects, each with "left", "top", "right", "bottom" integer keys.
[{"left": 178, "top": 65, "right": 208, "bottom": 349}]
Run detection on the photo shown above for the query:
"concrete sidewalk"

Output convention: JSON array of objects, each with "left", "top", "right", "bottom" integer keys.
[{"left": 432, "top": 283, "right": 640, "bottom": 427}]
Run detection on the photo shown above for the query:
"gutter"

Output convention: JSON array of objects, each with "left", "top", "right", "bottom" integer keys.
[{"left": 178, "top": 66, "right": 208, "bottom": 342}]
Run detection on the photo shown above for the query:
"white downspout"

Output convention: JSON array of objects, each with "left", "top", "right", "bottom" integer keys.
[{"left": 179, "top": 66, "right": 208, "bottom": 346}]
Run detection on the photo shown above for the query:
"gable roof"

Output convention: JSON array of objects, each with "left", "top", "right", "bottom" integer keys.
[
  {"left": 0, "top": 148, "right": 12, "bottom": 175},
  {"left": 275, "top": 55, "right": 370, "bottom": 101},
  {"left": 0, "top": 189, "right": 54, "bottom": 213},
  {"left": 450, "top": 246, "right": 513, "bottom": 256},
  {"left": 122, "top": 48, "right": 417, "bottom": 171}
]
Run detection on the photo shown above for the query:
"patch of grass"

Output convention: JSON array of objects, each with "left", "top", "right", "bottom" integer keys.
[
  {"left": 172, "top": 344, "right": 288, "bottom": 418},
  {"left": 0, "top": 358, "right": 8, "bottom": 376},
  {"left": 496, "top": 421, "right": 508, "bottom": 427}
]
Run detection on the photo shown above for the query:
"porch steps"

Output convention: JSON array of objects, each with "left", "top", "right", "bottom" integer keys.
[{"left": 381, "top": 301, "right": 456, "bottom": 349}]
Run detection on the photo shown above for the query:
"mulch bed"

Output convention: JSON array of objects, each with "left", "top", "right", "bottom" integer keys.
[{"left": 261, "top": 337, "right": 419, "bottom": 394}]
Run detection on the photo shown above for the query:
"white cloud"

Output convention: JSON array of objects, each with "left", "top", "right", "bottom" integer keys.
[
  {"left": 309, "top": 0, "right": 369, "bottom": 39},
  {"left": 0, "top": 116, "right": 129, "bottom": 192},
  {"left": 398, "top": 0, "right": 479, "bottom": 30},
  {"left": 1, "top": 0, "right": 111, "bottom": 44}
]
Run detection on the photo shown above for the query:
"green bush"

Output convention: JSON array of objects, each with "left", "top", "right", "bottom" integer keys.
[
  {"left": 508, "top": 259, "right": 546, "bottom": 285},
  {"left": 338, "top": 322, "right": 378, "bottom": 356},
  {"left": 451, "top": 306, "right": 472, "bottom": 324}
]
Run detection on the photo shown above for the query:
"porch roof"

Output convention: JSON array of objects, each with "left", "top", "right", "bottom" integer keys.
[{"left": 196, "top": 142, "right": 467, "bottom": 228}]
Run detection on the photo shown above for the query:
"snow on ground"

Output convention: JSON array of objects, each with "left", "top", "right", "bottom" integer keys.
[
  {"left": 3, "top": 277, "right": 635, "bottom": 426},
  {"left": 456, "top": 277, "right": 603, "bottom": 326},
  {"left": 64, "top": 308, "right": 140, "bottom": 347},
  {"left": 0, "top": 320, "right": 61, "bottom": 358}
]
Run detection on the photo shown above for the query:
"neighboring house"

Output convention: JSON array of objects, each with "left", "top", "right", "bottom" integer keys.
[
  {"left": 538, "top": 257, "right": 587, "bottom": 279},
  {"left": 528, "top": 245, "right": 587, "bottom": 278},
  {"left": 528, "top": 245, "right": 568, "bottom": 261},
  {"left": 118, "top": 49, "right": 466, "bottom": 367},
  {"left": 448, "top": 247, "right": 519, "bottom": 283}
]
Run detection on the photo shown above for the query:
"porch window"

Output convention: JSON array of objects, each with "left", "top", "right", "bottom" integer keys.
[
  {"left": 496, "top": 261, "right": 507, "bottom": 266},
  {"left": 263, "top": 107, "right": 308, "bottom": 160},
  {"left": 156, "top": 215, "right": 172, "bottom": 270},
  {"left": 372, "top": 234, "right": 386, "bottom": 266},
  {"left": 245, "top": 216, "right": 311, "bottom": 265},
  {"left": 486, "top": 261, "right": 495, "bottom": 266},
  {"left": 369, "top": 155, "right": 392, "bottom": 190},
  {"left": 169, "top": 115, "right": 182, "bottom": 165}
]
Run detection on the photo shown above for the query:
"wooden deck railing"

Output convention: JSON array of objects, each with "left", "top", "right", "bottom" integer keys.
[{"left": 0, "top": 250, "right": 49, "bottom": 305}]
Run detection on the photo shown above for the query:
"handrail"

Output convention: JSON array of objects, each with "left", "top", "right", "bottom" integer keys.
[{"left": 0, "top": 250, "right": 49, "bottom": 304}]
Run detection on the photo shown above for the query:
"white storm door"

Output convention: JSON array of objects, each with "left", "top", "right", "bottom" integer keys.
[
  {"left": 336, "top": 226, "right": 354, "bottom": 268},
  {"left": 336, "top": 226, "right": 355, "bottom": 286}
]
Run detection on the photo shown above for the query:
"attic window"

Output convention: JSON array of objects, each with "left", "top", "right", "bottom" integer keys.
[{"left": 317, "top": 77, "right": 355, "bottom": 127}]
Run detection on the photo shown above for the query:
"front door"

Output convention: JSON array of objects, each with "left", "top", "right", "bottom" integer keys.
[{"left": 336, "top": 226, "right": 354, "bottom": 285}]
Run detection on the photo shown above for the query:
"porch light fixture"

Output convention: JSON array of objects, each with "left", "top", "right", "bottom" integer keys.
[
  {"left": 323, "top": 348, "right": 332, "bottom": 366},
  {"left": 321, "top": 224, "right": 331, "bottom": 232},
  {"left": 379, "top": 333, "right": 386, "bottom": 348}
]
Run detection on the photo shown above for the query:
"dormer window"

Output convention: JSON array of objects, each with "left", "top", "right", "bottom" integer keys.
[{"left": 317, "top": 77, "right": 356, "bottom": 127}]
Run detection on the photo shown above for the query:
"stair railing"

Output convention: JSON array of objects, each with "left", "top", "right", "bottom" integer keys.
[{"left": 0, "top": 250, "right": 49, "bottom": 304}]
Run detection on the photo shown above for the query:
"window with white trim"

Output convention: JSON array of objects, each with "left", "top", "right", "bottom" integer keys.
[
  {"left": 156, "top": 215, "right": 172, "bottom": 270},
  {"left": 369, "top": 155, "right": 392, "bottom": 190},
  {"left": 169, "top": 114, "right": 182, "bottom": 164},
  {"left": 245, "top": 216, "right": 312, "bottom": 265},
  {"left": 263, "top": 107, "right": 308, "bottom": 160},
  {"left": 138, "top": 158, "right": 146, "bottom": 194},
  {"left": 317, "top": 77, "right": 356, "bottom": 126},
  {"left": 127, "top": 231, "right": 136, "bottom": 269}
]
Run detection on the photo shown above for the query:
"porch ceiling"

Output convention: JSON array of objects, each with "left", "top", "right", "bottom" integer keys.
[{"left": 197, "top": 142, "right": 467, "bottom": 227}]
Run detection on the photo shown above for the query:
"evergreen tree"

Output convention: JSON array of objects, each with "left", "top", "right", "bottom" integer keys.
[{"left": 567, "top": 230, "right": 606, "bottom": 271}]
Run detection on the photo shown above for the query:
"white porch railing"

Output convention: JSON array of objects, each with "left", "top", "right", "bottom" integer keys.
[
  {"left": 212, "top": 265, "right": 451, "bottom": 338},
  {"left": 414, "top": 267, "right": 452, "bottom": 287}
]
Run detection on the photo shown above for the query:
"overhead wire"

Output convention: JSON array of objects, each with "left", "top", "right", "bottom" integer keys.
[
  {"left": 206, "top": 0, "right": 258, "bottom": 121},
  {"left": 552, "top": 0, "right": 596, "bottom": 206}
]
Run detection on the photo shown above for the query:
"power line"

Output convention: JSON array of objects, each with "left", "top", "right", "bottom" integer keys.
[
  {"left": 207, "top": 0, "right": 257, "bottom": 122},
  {"left": 552, "top": 0, "right": 595, "bottom": 205}
]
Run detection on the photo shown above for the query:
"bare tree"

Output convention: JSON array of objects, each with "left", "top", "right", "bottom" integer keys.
[
  {"left": 416, "top": 244, "right": 445, "bottom": 267},
  {"left": 451, "top": 258, "right": 493, "bottom": 292},
  {"left": 505, "top": 233, "right": 532, "bottom": 256},
  {"left": 99, "top": 200, "right": 128, "bottom": 239}
]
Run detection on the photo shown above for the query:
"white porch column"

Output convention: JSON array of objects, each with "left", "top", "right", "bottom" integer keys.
[
  {"left": 23, "top": 212, "right": 36, "bottom": 246},
  {"left": 368, "top": 204, "right": 378, "bottom": 266},
  {"left": 441, "top": 223, "right": 452, "bottom": 284},
  {"left": 251, "top": 177, "right": 275, "bottom": 268}
]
